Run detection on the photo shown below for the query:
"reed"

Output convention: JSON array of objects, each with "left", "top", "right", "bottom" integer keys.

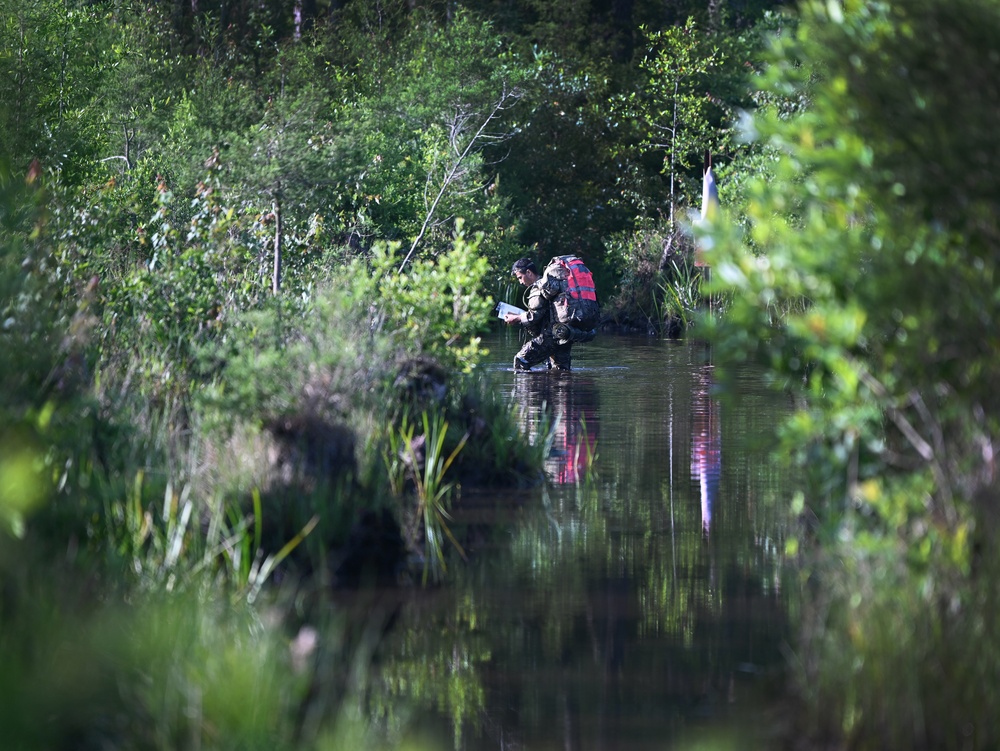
[
  {"left": 390, "top": 410, "right": 469, "bottom": 583},
  {"left": 104, "top": 467, "right": 317, "bottom": 601},
  {"left": 571, "top": 414, "right": 599, "bottom": 486},
  {"left": 655, "top": 258, "right": 702, "bottom": 330},
  {"left": 237, "top": 489, "right": 320, "bottom": 604}
]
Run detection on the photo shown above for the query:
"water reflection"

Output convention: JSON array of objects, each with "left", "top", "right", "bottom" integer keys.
[
  {"left": 367, "top": 335, "right": 792, "bottom": 750},
  {"left": 511, "top": 373, "right": 600, "bottom": 484},
  {"left": 691, "top": 366, "right": 721, "bottom": 536}
]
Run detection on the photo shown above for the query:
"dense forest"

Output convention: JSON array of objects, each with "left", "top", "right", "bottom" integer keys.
[{"left": 4, "top": 0, "right": 1000, "bottom": 748}]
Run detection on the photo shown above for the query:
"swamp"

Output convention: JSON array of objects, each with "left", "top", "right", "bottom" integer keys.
[
  {"left": 336, "top": 331, "right": 795, "bottom": 749},
  {"left": 4, "top": 0, "right": 1000, "bottom": 748}
]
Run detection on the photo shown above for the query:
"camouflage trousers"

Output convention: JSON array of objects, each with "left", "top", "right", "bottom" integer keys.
[{"left": 514, "top": 330, "right": 572, "bottom": 371}]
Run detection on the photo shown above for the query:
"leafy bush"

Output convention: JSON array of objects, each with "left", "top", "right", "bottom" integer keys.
[
  {"left": 704, "top": 0, "right": 1000, "bottom": 747},
  {"left": 363, "top": 223, "right": 494, "bottom": 373}
]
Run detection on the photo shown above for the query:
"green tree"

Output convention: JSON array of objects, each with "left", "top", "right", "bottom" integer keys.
[
  {"left": 492, "top": 52, "right": 632, "bottom": 266},
  {"left": 351, "top": 9, "right": 528, "bottom": 268},
  {"left": 0, "top": 0, "right": 108, "bottom": 176},
  {"left": 362, "top": 221, "right": 494, "bottom": 371},
  {"left": 705, "top": 0, "right": 1000, "bottom": 745},
  {"left": 84, "top": 5, "right": 181, "bottom": 180},
  {"left": 104, "top": 161, "right": 257, "bottom": 402},
  {"left": 229, "top": 41, "right": 365, "bottom": 293},
  {"left": 620, "top": 18, "right": 754, "bottom": 227},
  {"left": 709, "top": 0, "right": 1000, "bottom": 547}
]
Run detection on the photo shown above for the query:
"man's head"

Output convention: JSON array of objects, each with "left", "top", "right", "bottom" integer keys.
[{"left": 511, "top": 257, "right": 539, "bottom": 286}]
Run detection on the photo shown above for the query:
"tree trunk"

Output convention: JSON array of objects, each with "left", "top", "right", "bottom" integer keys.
[
  {"left": 668, "top": 80, "right": 679, "bottom": 231},
  {"left": 658, "top": 232, "right": 676, "bottom": 273},
  {"left": 272, "top": 196, "right": 283, "bottom": 295},
  {"left": 707, "top": 0, "right": 722, "bottom": 31}
]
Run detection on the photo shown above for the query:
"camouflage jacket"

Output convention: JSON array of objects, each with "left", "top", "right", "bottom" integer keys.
[{"left": 521, "top": 279, "right": 552, "bottom": 337}]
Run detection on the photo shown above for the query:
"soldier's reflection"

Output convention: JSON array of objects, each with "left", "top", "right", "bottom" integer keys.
[
  {"left": 691, "top": 366, "right": 721, "bottom": 535},
  {"left": 512, "top": 375, "right": 599, "bottom": 484}
]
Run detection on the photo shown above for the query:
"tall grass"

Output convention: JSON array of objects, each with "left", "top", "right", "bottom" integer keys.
[
  {"left": 387, "top": 410, "right": 469, "bottom": 583},
  {"left": 0, "top": 170, "right": 546, "bottom": 749},
  {"left": 571, "top": 414, "right": 599, "bottom": 486},
  {"left": 789, "top": 533, "right": 1000, "bottom": 750}
]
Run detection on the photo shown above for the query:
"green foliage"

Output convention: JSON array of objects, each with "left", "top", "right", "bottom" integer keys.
[
  {"left": 621, "top": 19, "right": 753, "bottom": 223},
  {"left": 105, "top": 162, "right": 260, "bottom": 400},
  {"left": 44, "top": 161, "right": 161, "bottom": 289},
  {"left": 0, "top": 161, "right": 104, "bottom": 543},
  {"left": 706, "top": 0, "right": 1000, "bottom": 541},
  {"left": 0, "top": 165, "right": 65, "bottom": 405},
  {"left": 345, "top": 9, "right": 528, "bottom": 265},
  {"left": 0, "top": 550, "right": 390, "bottom": 751},
  {"left": 598, "top": 13, "right": 776, "bottom": 247},
  {"left": 0, "top": 161, "right": 312, "bottom": 750},
  {"left": 495, "top": 53, "right": 633, "bottom": 259},
  {"left": 602, "top": 220, "right": 708, "bottom": 335},
  {"left": 793, "top": 537, "right": 1000, "bottom": 750},
  {"left": 0, "top": 0, "right": 102, "bottom": 173},
  {"left": 86, "top": 5, "right": 182, "bottom": 178},
  {"left": 0, "top": 2, "right": 806, "bottom": 747},
  {"left": 364, "top": 223, "right": 494, "bottom": 373},
  {"left": 703, "top": 0, "right": 1000, "bottom": 746},
  {"left": 396, "top": 10, "right": 524, "bottom": 120},
  {"left": 390, "top": 410, "right": 469, "bottom": 584},
  {"left": 656, "top": 258, "right": 705, "bottom": 332},
  {"left": 229, "top": 42, "right": 369, "bottom": 287}
]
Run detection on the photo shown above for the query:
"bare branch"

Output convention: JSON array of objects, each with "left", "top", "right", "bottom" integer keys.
[
  {"left": 398, "top": 84, "right": 522, "bottom": 273},
  {"left": 855, "top": 365, "right": 934, "bottom": 461},
  {"left": 852, "top": 357, "right": 957, "bottom": 524}
]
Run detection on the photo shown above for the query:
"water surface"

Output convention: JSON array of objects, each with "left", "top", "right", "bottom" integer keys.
[{"left": 374, "top": 331, "right": 795, "bottom": 750}]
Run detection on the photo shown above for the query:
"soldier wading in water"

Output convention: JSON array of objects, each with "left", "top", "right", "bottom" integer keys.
[{"left": 503, "top": 257, "right": 572, "bottom": 372}]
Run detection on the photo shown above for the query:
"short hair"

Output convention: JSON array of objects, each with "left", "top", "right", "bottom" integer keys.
[{"left": 511, "top": 257, "right": 537, "bottom": 275}]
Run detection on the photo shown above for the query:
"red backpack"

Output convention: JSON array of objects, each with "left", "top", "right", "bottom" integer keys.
[{"left": 540, "top": 255, "right": 601, "bottom": 333}]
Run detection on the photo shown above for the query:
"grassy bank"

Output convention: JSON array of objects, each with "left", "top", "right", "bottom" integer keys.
[{"left": 0, "top": 168, "right": 549, "bottom": 748}]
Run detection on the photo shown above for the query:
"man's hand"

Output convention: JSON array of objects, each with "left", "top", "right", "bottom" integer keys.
[{"left": 503, "top": 313, "right": 522, "bottom": 324}]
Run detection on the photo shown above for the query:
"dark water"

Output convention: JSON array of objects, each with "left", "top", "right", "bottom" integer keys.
[{"left": 373, "top": 331, "right": 795, "bottom": 750}]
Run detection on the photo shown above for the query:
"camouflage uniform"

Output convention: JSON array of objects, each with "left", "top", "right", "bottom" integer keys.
[{"left": 514, "top": 278, "right": 572, "bottom": 371}]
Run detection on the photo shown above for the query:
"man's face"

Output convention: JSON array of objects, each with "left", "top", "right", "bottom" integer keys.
[{"left": 514, "top": 269, "right": 534, "bottom": 286}]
